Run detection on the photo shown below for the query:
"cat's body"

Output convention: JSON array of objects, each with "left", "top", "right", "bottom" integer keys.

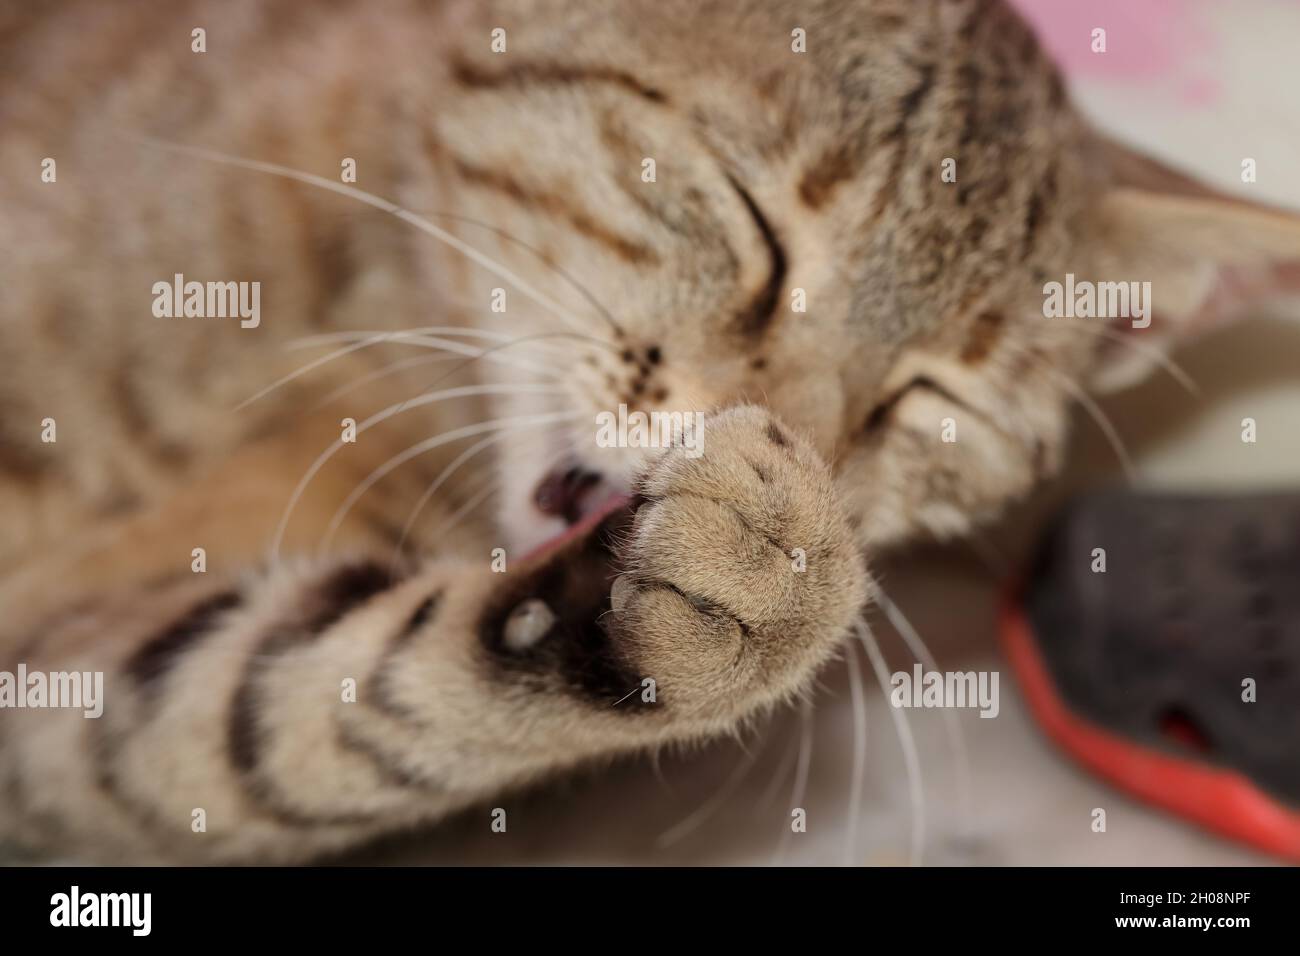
[{"left": 1, "top": 0, "right": 1296, "bottom": 863}]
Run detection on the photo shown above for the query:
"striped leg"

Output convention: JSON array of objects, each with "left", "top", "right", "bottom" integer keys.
[{"left": 0, "top": 406, "right": 867, "bottom": 863}]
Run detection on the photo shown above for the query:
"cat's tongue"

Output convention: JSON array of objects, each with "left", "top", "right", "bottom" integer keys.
[{"left": 522, "top": 491, "right": 631, "bottom": 565}]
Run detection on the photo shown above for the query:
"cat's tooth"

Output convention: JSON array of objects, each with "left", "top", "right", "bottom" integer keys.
[
  {"left": 503, "top": 598, "right": 556, "bottom": 651},
  {"left": 610, "top": 574, "right": 634, "bottom": 613}
]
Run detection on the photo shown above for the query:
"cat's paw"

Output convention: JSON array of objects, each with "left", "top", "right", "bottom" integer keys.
[{"left": 611, "top": 405, "right": 870, "bottom": 721}]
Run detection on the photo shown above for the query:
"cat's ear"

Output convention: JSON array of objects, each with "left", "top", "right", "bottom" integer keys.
[{"left": 1084, "top": 136, "right": 1300, "bottom": 392}]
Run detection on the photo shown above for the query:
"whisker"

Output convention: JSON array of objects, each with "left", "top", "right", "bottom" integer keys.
[
  {"left": 1022, "top": 354, "right": 1138, "bottom": 482},
  {"left": 239, "top": 331, "right": 557, "bottom": 410},
  {"left": 315, "top": 410, "right": 583, "bottom": 559},
  {"left": 267, "top": 386, "right": 564, "bottom": 558},
  {"left": 387, "top": 435, "right": 573, "bottom": 572},
  {"left": 405, "top": 205, "right": 626, "bottom": 338},
  {"left": 386, "top": 432, "right": 513, "bottom": 572},
  {"left": 297, "top": 326, "right": 623, "bottom": 378},
  {"left": 1080, "top": 324, "right": 1202, "bottom": 397},
  {"left": 238, "top": 334, "right": 407, "bottom": 411},
  {"left": 855, "top": 619, "right": 926, "bottom": 866},
  {"left": 288, "top": 326, "right": 536, "bottom": 349},
  {"left": 773, "top": 696, "right": 815, "bottom": 864},
  {"left": 1027, "top": 315, "right": 1203, "bottom": 397},
  {"left": 656, "top": 738, "right": 763, "bottom": 849},
  {"left": 755, "top": 724, "right": 801, "bottom": 814},
  {"left": 294, "top": 329, "right": 627, "bottom": 424},
  {"left": 128, "top": 136, "right": 615, "bottom": 339},
  {"left": 394, "top": 331, "right": 621, "bottom": 400},
  {"left": 425, "top": 480, "right": 498, "bottom": 541},
  {"left": 314, "top": 352, "right": 459, "bottom": 409},
  {"left": 844, "top": 641, "right": 868, "bottom": 867},
  {"left": 286, "top": 325, "right": 595, "bottom": 360},
  {"left": 874, "top": 586, "right": 973, "bottom": 842},
  {"left": 647, "top": 747, "right": 675, "bottom": 799}
]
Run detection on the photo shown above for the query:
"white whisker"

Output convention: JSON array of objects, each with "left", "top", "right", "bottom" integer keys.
[
  {"left": 240, "top": 332, "right": 557, "bottom": 410},
  {"left": 773, "top": 696, "right": 815, "bottom": 864},
  {"left": 315, "top": 410, "right": 582, "bottom": 558},
  {"left": 656, "top": 740, "right": 762, "bottom": 849},
  {"left": 287, "top": 326, "right": 523, "bottom": 350},
  {"left": 874, "top": 586, "right": 972, "bottom": 841},
  {"left": 387, "top": 432, "right": 513, "bottom": 568},
  {"left": 314, "top": 353, "right": 459, "bottom": 409},
  {"left": 129, "top": 136, "right": 610, "bottom": 338},
  {"left": 855, "top": 620, "right": 925, "bottom": 866},
  {"left": 404, "top": 204, "right": 626, "bottom": 337},
  {"left": 267, "top": 387, "right": 564, "bottom": 558},
  {"left": 844, "top": 641, "right": 868, "bottom": 867},
  {"left": 389, "top": 436, "right": 572, "bottom": 568},
  {"left": 1084, "top": 324, "right": 1201, "bottom": 397},
  {"left": 1030, "top": 358, "right": 1137, "bottom": 482},
  {"left": 237, "top": 335, "right": 398, "bottom": 411},
  {"left": 755, "top": 726, "right": 800, "bottom": 814},
  {"left": 427, "top": 481, "right": 498, "bottom": 540},
  {"left": 1040, "top": 361, "right": 1133, "bottom": 478},
  {"left": 286, "top": 325, "right": 578, "bottom": 361}
]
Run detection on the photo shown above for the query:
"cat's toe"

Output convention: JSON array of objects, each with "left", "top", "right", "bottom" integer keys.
[{"left": 609, "top": 406, "right": 870, "bottom": 717}]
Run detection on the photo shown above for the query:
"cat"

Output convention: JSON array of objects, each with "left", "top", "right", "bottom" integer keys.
[{"left": 1, "top": 0, "right": 1296, "bottom": 864}]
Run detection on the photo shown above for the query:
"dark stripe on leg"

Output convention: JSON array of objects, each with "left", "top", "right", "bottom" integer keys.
[
  {"left": 227, "top": 560, "right": 407, "bottom": 825},
  {"left": 228, "top": 626, "right": 297, "bottom": 774},
  {"left": 301, "top": 560, "right": 395, "bottom": 630},
  {"left": 334, "top": 718, "right": 442, "bottom": 791},
  {"left": 125, "top": 590, "right": 242, "bottom": 699},
  {"left": 366, "top": 591, "right": 442, "bottom": 723},
  {"left": 88, "top": 710, "right": 184, "bottom": 855}
]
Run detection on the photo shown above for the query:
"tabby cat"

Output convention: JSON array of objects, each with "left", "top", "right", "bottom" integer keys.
[{"left": 1, "top": 0, "right": 1297, "bottom": 863}]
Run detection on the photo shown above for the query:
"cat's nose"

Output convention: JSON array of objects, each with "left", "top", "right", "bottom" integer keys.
[{"left": 533, "top": 465, "right": 602, "bottom": 525}]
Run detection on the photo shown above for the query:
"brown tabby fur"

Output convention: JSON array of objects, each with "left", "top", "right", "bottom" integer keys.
[{"left": 1, "top": 0, "right": 1297, "bottom": 862}]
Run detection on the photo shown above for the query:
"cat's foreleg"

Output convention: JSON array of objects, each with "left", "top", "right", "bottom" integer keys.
[{"left": 0, "top": 406, "right": 868, "bottom": 863}]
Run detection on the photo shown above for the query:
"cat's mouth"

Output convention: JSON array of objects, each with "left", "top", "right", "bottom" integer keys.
[
  {"left": 533, "top": 464, "right": 604, "bottom": 525},
  {"left": 524, "top": 465, "right": 630, "bottom": 563}
]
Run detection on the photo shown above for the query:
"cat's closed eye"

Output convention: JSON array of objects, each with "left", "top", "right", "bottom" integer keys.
[
  {"left": 862, "top": 375, "right": 972, "bottom": 433},
  {"left": 726, "top": 178, "right": 788, "bottom": 337}
]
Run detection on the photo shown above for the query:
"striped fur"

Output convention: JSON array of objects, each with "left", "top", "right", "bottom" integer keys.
[{"left": 3, "top": 0, "right": 1298, "bottom": 862}]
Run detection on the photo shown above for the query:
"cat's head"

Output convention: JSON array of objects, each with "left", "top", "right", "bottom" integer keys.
[{"left": 427, "top": 0, "right": 1300, "bottom": 554}]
